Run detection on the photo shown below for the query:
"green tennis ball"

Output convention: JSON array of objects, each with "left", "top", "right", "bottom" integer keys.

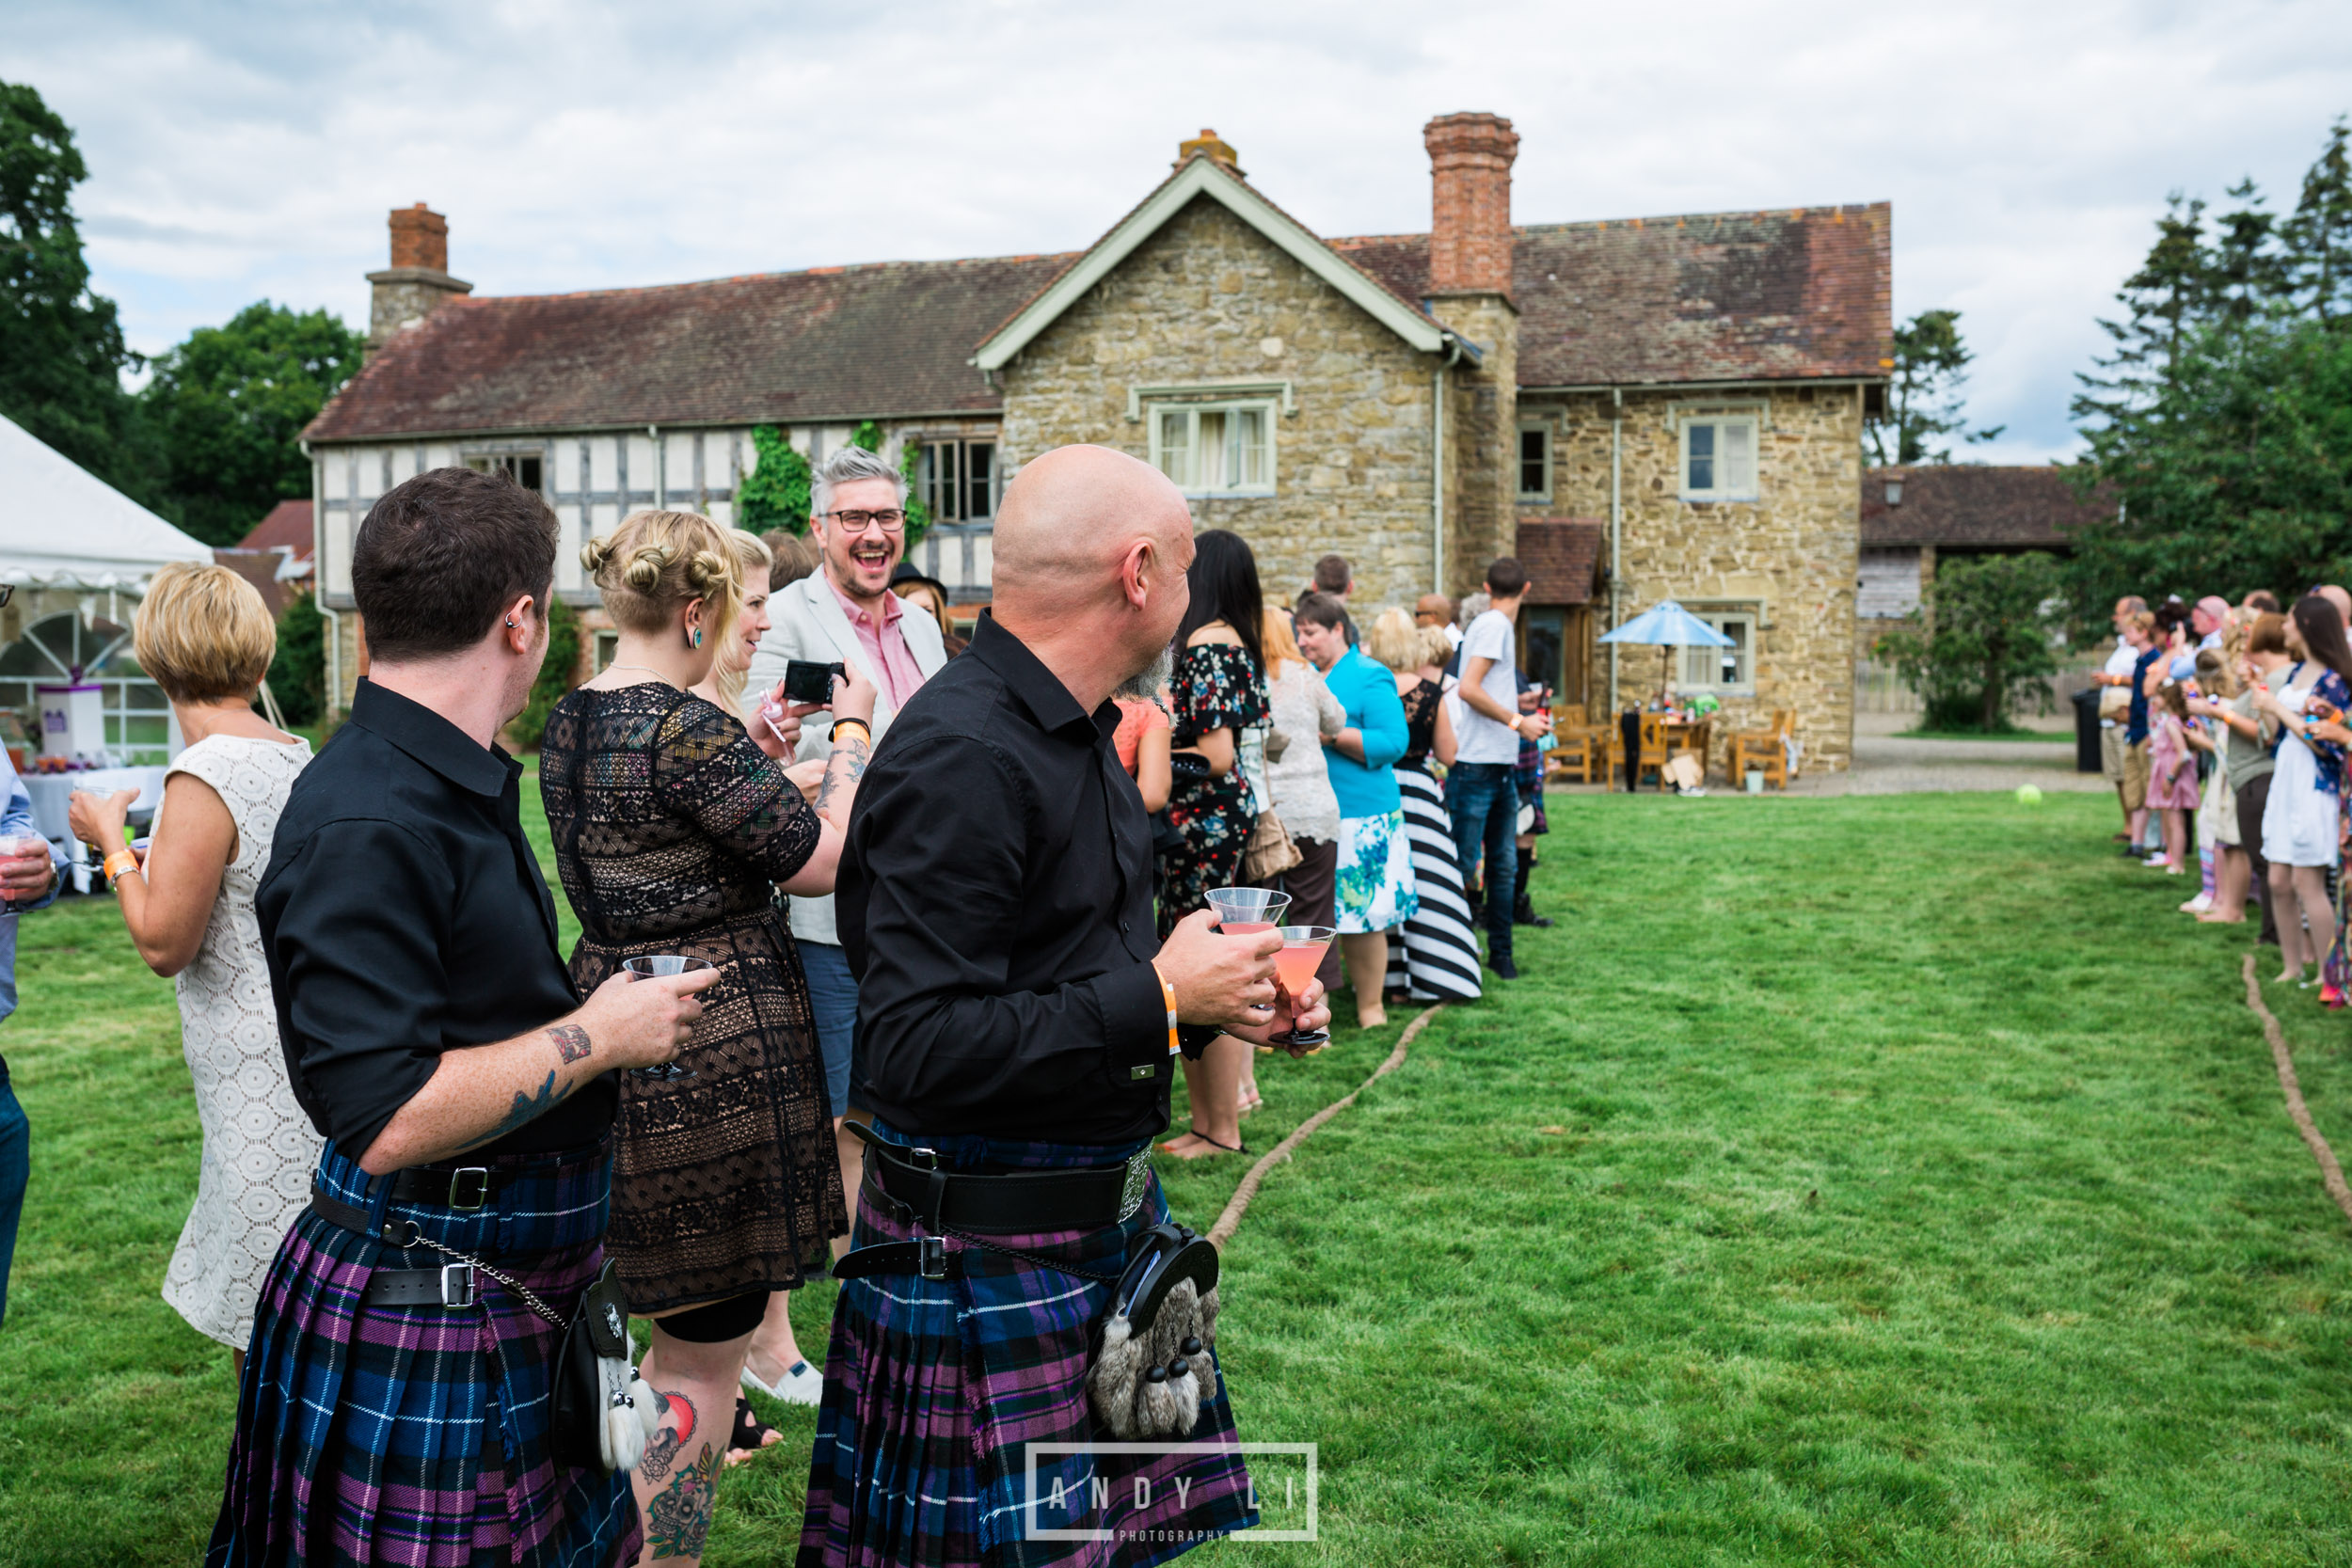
[{"left": 2015, "top": 784, "right": 2043, "bottom": 805}]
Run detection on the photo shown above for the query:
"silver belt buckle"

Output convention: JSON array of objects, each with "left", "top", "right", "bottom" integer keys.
[
  {"left": 1117, "top": 1150, "right": 1152, "bottom": 1223},
  {"left": 449, "top": 1167, "right": 491, "bottom": 1210},
  {"left": 439, "top": 1262, "right": 478, "bottom": 1308}
]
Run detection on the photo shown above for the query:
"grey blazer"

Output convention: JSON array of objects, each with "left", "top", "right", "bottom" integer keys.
[{"left": 745, "top": 570, "right": 949, "bottom": 946}]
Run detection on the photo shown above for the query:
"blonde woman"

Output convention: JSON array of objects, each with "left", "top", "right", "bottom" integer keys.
[
  {"left": 691, "top": 529, "right": 774, "bottom": 717},
  {"left": 538, "top": 509, "right": 878, "bottom": 1567},
  {"left": 69, "top": 562, "right": 318, "bottom": 1371}
]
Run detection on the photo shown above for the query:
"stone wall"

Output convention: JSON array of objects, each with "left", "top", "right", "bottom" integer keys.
[
  {"left": 1540, "top": 384, "right": 1864, "bottom": 772},
  {"left": 996, "top": 197, "right": 1444, "bottom": 612},
  {"left": 1434, "top": 293, "right": 1518, "bottom": 598}
]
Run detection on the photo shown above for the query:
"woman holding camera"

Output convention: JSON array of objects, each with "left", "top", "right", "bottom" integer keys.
[{"left": 539, "top": 509, "right": 876, "bottom": 1567}]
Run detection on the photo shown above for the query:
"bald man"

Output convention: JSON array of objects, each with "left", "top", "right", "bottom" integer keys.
[
  {"left": 2322, "top": 584, "right": 2351, "bottom": 628},
  {"left": 803, "top": 445, "right": 1320, "bottom": 1564},
  {"left": 1416, "top": 592, "right": 1462, "bottom": 648}
]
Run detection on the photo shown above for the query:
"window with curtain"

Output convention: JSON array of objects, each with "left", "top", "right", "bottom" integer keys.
[
  {"left": 1677, "top": 610, "right": 1756, "bottom": 693},
  {"left": 1150, "top": 401, "right": 1276, "bottom": 495},
  {"left": 1679, "top": 417, "right": 1758, "bottom": 501}
]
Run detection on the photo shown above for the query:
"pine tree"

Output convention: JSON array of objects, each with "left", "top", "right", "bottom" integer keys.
[
  {"left": 2285, "top": 118, "right": 2352, "bottom": 325},
  {"left": 1867, "top": 309, "right": 2003, "bottom": 465},
  {"left": 2073, "top": 195, "right": 2212, "bottom": 430}
]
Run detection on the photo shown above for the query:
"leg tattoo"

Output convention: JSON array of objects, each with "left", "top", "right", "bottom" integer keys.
[{"left": 643, "top": 1441, "right": 723, "bottom": 1560}]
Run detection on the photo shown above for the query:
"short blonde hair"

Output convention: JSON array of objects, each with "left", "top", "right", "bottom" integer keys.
[
  {"left": 582, "top": 510, "right": 741, "bottom": 642},
  {"left": 709, "top": 529, "right": 775, "bottom": 709},
  {"left": 135, "top": 562, "right": 276, "bottom": 705},
  {"left": 1365, "top": 607, "right": 1419, "bottom": 672},
  {"left": 1413, "top": 626, "right": 1454, "bottom": 670}
]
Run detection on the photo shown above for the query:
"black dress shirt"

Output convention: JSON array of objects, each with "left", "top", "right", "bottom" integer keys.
[
  {"left": 839, "top": 614, "right": 1211, "bottom": 1144},
  {"left": 258, "top": 680, "right": 613, "bottom": 1161}
]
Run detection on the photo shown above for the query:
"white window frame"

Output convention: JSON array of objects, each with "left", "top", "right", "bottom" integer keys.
[
  {"left": 1147, "top": 399, "right": 1279, "bottom": 498},
  {"left": 464, "top": 447, "right": 548, "bottom": 493},
  {"left": 1676, "top": 410, "right": 1761, "bottom": 503},
  {"left": 1677, "top": 606, "right": 1758, "bottom": 696},
  {"left": 1517, "top": 420, "right": 1552, "bottom": 502}
]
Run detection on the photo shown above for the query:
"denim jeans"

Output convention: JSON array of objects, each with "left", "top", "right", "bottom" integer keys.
[
  {"left": 800, "top": 940, "right": 861, "bottom": 1117},
  {"left": 0, "top": 1069, "right": 26, "bottom": 1328},
  {"left": 1446, "top": 762, "right": 1518, "bottom": 959}
]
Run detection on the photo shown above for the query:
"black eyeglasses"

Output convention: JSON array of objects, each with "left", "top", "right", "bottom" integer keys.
[{"left": 822, "top": 509, "right": 907, "bottom": 535}]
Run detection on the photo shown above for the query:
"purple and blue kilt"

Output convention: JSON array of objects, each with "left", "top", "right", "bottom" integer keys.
[
  {"left": 798, "top": 1123, "right": 1256, "bottom": 1567},
  {"left": 1515, "top": 737, "right": 1549, "bottom": 836},
  {"left": 207, "top": 1139, "right": 639, "bottom": 1568}
]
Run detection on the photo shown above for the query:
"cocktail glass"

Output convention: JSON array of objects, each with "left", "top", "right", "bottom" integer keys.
[
  {"left": 621, "top": 955, "right": 712, "bottom": 1081},
  {"left": 1266, "top": 925, "right": 1335, "bottom": 1050},
  {"left": 1205, "top": 888, "right": 1290, "bottom": 1022}
]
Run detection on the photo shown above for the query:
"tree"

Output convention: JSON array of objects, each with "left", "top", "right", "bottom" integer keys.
[
  {"left": 2284, "top": 118, "right": 2352, "bottom": 325},
  {"left": 736, "top": 425, "right": 812, "bottom": 534},
  {"left": 0, "top": 80, "right": 163, "bottom": 503},
  {"left": 142, "top": 301, "right": 363, "bottom": 546},
  {"left": 1867, "top": 309, "right": 2003, "bottom": 465},
  {"left": 1874, "top": 551, "right": 2067, "bottom": 732},
  {"left": 264, "top": 592, "right": 326, "bottom": 728}
]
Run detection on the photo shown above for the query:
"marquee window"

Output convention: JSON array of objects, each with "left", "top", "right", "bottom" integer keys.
[
  {"left": 1679, "top": 417, "right": 1758, "bottom": 502},
  {"left": 1151, "top": 402, "right": 1275, "bottom": 496}
]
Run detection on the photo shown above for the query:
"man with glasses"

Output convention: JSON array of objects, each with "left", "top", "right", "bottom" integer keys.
[{"left": 740, "top": 442, "right": 947, "bottom": 1402}]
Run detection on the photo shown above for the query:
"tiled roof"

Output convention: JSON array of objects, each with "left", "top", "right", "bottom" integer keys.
[
  {"left": 239, "top": 499, "right": 315, "bottom": 560},
  {"left": 215, "top": 547, "right": 297, "bottom": 617},
  {"left": 1334, "top": 204, "right": 1892, "bottom": 387},
  {"left": 305, "top": 254, "right": 1074, "bottom": 443},
  {"left": 1515, "top": 517, "right": 1605, "bottom": 605},
  {"left": 1861, "top": 466, "right": 2113, "bottom": 549}
]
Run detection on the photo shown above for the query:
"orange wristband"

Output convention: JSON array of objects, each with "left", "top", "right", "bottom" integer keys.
[
  {"left": 102, "top": 849, "right": 137, "bottom": 886},
  {"left": 1149, "top": 960, "right": 1178, "bottom": 1055}
]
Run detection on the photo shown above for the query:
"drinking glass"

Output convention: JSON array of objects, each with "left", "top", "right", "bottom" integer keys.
[
  {"left": 1265, "top": 925, "right": 1335, "bottom": 1051},
  {"left": 1204, "top": 886, "right": 1289, "bottom": 936},
  {"left": 622, "top": 955, "right": 712, "bottom": 1081}
]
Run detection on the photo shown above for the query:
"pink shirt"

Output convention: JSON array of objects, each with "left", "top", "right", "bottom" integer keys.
[{"left": 830, "top": 576, "right": 926, "bottom": 712}]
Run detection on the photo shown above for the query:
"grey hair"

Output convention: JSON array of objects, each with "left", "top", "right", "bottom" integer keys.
[
  {"left": 1458, "top": 591, "right": 1492, "bottom": 624},
  {"left": 811, "top": 442, "right": 908, "bottom": 520}
]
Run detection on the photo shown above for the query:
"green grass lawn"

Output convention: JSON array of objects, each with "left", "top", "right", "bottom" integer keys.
[{"left": 6, "top": 787, "right": 2352, "bottom": 1565}]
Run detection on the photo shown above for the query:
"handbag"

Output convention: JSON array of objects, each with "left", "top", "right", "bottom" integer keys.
[
  {"left": 2098, "top": 685, "right": 2131, "bottom": 721},
  {"left": 1240, "top": 809, "right": 1301, "bottom": 880}
]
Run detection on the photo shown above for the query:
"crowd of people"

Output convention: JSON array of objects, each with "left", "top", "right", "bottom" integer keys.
[
  {"left": 2094, "top": 584, "right": 2352, "bottom": 998},
  {"left": 0, "top": 440, "right": 1566, "bottom": 1568}
]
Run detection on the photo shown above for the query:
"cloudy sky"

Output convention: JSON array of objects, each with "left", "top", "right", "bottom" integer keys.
[{"left": 16, "top": 0, "right": 2352, "bottom": 463}]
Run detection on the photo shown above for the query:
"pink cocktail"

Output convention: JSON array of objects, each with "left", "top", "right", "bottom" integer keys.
[{"left": 1267, "top": 925, "right": 1334, "bottom": 1048}]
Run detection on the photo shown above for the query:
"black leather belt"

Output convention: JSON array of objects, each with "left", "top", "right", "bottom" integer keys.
[
  {"left": 308, "top": 1174, "right": 496, "bottom": 1309},
  {"left": 859, "top": 1138, "right": 1146, "bottom": 1236}
]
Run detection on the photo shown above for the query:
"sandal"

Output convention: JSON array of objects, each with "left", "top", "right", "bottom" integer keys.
[
  {"left": 726, "top": 1396, "right": 784, "bottom": 1467},
  {"left": 1236, "top": 1083, "right": 1263, "bottom": 1117},
  {"left": 1158, "top": 1127, "right": 1247, "bottom": 1161}
]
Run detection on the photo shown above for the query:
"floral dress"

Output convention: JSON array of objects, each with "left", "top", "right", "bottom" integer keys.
[{"left": 1156, "top": 641, "right": 1269, "bottom": 938}]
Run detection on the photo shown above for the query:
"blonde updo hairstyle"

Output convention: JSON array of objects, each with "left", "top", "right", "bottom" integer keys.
[{"left": 581, "top": 509, "right": 742, "bottom": 651}]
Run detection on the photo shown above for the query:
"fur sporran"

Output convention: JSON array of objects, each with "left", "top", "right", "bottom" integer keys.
[{"left": 1087, "top": 1223, "right": 1223, "bottom": 1439}]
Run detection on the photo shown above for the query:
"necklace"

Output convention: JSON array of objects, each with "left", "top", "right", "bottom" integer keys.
[{"left": 606, "top": 663, "right": 680, "bottom": 689}]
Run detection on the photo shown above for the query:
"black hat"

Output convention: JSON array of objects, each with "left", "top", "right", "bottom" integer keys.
[{"left": 891, "top": 562, "right": 949, "bottom": 597}]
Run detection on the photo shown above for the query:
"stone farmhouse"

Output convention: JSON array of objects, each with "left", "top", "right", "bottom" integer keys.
[{"left": 304, "top": 114, "right": 1890, "bottom": 769}]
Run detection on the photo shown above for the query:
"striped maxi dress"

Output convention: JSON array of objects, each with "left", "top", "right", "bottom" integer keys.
[{"left": 1384, "top": 681, "right": 1484, "bottom": 1004}]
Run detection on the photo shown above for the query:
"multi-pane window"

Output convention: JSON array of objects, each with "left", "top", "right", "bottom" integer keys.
[
  {"left": 916, "top": 440, "right": 996, "bottom": 521},
  {"left": 466, "top": 451, "right": 545, "bottom": 490},
  {"left": 1151, "top": 402, "right": 1275, "bottom": 495},
  {"left": 1518, "top": 424, "right": 1551, "bottom": 500},
  {"left": 1679, "top": 417, "right": 1757, "bottom": 501},
  {"left": 1678, "top": 610, "right": 1756, "bottom": 694}
]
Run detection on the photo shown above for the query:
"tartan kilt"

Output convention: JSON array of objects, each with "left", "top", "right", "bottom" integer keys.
[
  {"left": 206, "top": 1139, "right": 639, "bottom": 1568},
  {"left": 798, "top": 1124, "right": 1257, "bottom": 1568}
]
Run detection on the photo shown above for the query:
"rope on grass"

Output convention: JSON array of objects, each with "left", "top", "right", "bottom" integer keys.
[
  {"left": 1206, "top": 1004, "right": 1444, "bottom": 1248},
  {"left": 2239, "top": 952, "right": 2352, "bottom": 1230}
]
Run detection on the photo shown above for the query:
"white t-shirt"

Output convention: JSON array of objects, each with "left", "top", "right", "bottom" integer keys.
[
  {"left": 1454, "top": 610, "right": 1523, "bottom": 765},
  {"left": 2102, "top": 641, "right": 2139, "bottom": 678}
]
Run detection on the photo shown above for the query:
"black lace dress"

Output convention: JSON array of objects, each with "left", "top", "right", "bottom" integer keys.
[{"left": 538, "top": 683, "right": 845, "bottom": 1313}]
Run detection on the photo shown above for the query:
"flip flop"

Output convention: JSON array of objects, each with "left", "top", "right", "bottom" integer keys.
[
  {"left": 1158, "top": 1127, "right": 1247, "bottom": 1161},
  {"left": 725, "top": 1396, "right": 783, "bottom": 1467}
]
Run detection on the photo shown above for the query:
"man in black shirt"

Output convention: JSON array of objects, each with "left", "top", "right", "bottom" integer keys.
[
  {"left": 210, "top": 467, "right": 716, "bottom": 1567},
  {"left": 800, "top": 446, "right": 1327, "bottom": 1564}
]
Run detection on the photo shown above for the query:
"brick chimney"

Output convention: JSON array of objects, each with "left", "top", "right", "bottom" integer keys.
[
  {"left": 1174, "top": 128, "right": 1244, "bottom": 179},
  {"left": 366, "top": 203, "right": 472, "bottom": 353},
  {"left": 1423, "top": 112, "right": 1518, "bottom": 296}
]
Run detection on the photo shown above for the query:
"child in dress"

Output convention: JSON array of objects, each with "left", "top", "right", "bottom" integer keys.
[{"left": 2146, "top": 681, "right": 2203, "bottom": 876}]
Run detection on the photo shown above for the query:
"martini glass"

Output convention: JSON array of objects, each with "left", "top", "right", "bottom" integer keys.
[
  {"left": 1206, "top": 888, "right": 1289, "bottom": 1025},
  {"left": 622, "top": 955, "right": 711, "bottom": 1081},
  {"left": 1265, "top": 925, "right": 1335, "bottom": 1051}
]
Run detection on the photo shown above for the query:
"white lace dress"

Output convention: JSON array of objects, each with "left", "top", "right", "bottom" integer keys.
[{"left": 155, "top": 734, "right": 320, "bottom": 1349}]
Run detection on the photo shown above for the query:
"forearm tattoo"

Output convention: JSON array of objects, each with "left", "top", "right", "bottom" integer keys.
[
  {"left": 459, "top": 1069, "right": 571, "bottom": 1151},
  {"left": 814, "top": 735, "right": 872, "bottom": 814},
  {"left": 546, "top": 1023, "right": 592, "bottom": 1064}
]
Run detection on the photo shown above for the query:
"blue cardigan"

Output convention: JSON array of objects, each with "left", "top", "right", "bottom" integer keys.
[{"left": 1321, "top": 647, "right": 1408, "bottom": 818}]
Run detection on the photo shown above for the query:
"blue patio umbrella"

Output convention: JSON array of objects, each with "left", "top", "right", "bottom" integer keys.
[{"left": 1599, "top": 599, "right": 1734, "bottom": 698}]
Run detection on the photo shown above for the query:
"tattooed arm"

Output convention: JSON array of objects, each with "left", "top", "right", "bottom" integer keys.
[
  {"left": 358, "top": 968, "right": 721, "bottom": 1175},
  {"left": 776, "top": 733, "right": 870, "bottom": 897}
]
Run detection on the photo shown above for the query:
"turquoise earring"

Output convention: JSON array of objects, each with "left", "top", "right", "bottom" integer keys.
[{"left": 690, "top": 626, "right": 702, "bottom": 649}]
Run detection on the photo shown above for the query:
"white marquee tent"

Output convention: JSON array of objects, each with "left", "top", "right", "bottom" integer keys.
[{"left": 0, "top": 412, "right": 212, "bottom": 589}]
